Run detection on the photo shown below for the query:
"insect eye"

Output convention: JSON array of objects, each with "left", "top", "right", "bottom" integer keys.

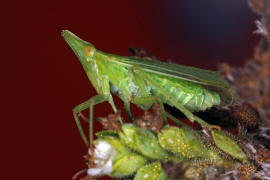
[{"left": 83, "top": 45, "right": 95, "bottom": 58}]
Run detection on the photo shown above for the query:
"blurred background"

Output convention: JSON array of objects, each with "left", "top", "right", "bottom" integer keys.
[{"left": 3, "top": 0, "right": 259, "bottom": 179}]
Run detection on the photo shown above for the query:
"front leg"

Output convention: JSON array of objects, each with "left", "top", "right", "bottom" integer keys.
[
  {"left": 73, "top": 76, "right": 119, "bottom": 147},
  {"left": 73, "top": 94, "right": 111, "bottom": 147}
]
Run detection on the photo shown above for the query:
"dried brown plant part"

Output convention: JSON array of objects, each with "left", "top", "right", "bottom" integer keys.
[
  {"left": 257, "top": 147, "right": 270, "bottom": 163},
  {"left": 83, "top": 154, "right": 90, "bottom": 164},
  {"left": 235, "top": 135, "right": 270, "bottom": 180},
  {"left": 230, "top": 103, "right": 261, "bottom": 130},
  {"left": 248, "top": 0, "right": 270, "bottom": 15},
  {"left": 79, "top": 176, "right": 98, "bottom": 180},
  {"left": 78, "top": 112, "right": 89, "bottom": 123},
  {"left": 72, "top": 168, "right": 97, "bottom": 180},
  {"left": 95, "top": 111, "right": 122, "bottom": 131},
  {"left": 250, "top": 127, "right": 270, "bottom": 150},
  {"left": 238, "top": 139, "right": 255, "bottom": 161},
  {"left": 244, "top": 139, "right": 270, "bottom": 163},
  {"left": 219, "top": 163, "right": 259, "bottom": 180},
  {"left": 219, "top": 63, "right": 236, "bottom": 83},
  {"left": 135, "top": 102, "right": 164, "bottom": 133},
  {"left": 152, "top": 102, "right": 164, "bottom": 129},
  {"left": 161, "top": 161, "right": 185, "bottom": 179},
  {"left": 254, "top": 39, "right": 270, "bottom": 64},
  {"left": 219, "top": 52, "right": 270, "bottom": 127},
  {"left": 72, "top": 154, "right": 99, "bottom": 180},
  {"left": 72, "top": 169, "right": 87, "bottom": 180},
  {"left": 185, "top": 160, "right": 224, "bottom": 180},
  {"left": 254, "top": 40, "right": 270, "bottom": 126},
  {"left": 254, "top": 20, "right": 269, "bottom": 40},
  {"left": 236, "top": 165, "right": 257, "bottom": 180},
  {"left": 136, "top": 111, "right": 153, "bottom": 129},
  {"left": 248, "top": 0, "right": 270, "bottom": 40}
]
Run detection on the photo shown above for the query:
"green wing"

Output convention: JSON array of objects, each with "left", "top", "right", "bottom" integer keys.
[
  {"left": 102, "top": 51, "right": 236, "bottom": 105},
  {"left": 105, "top": 51, "right": 229, "bottom": 88}
]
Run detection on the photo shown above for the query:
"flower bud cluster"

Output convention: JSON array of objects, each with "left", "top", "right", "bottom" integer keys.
[{"left": 87, "top": 124, "right": 248, "bottom": 179}]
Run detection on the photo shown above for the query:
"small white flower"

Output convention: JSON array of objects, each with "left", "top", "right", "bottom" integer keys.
[{"left": 87, "top": 140, "right": 117, "bottom": 176}]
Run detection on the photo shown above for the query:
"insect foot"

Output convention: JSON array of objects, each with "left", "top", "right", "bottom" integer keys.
[
  {"left": 208, "top": 125, "right": 222, "bottom": 131},
  {"left": 201, "top": 128, "right": 248, "bottom": 163}
]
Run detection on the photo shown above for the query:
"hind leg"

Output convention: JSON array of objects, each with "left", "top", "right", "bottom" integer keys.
[{"left": 135, "top": 67, "right": 220, "bottom": 130}]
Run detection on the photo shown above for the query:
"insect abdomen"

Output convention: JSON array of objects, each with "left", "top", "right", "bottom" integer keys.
[{"left": 150, "top": 73, "right": 221, "bottom": 112}]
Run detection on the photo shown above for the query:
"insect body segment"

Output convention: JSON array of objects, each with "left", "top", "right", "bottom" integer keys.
[
  {"left": 62, "top": 30, "right": 232, "bottom": 147},
  {"left": 149, "top": 73, "right": 221, "bottom": 112}
]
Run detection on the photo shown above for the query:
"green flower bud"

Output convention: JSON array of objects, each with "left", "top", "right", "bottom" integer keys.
[
  {"left": 111, "top": 153, "right": 148, "bottom": 178},
  {"left": 119, "top": 124, "right": 168, "bottom": 160},
  {"left": 210, "top": 130, "right": 248, "bottom": 163},
  {"left": 134, "top": 162, "right": 172, "bottom": 180},
  {"left": 158, "top": 126, "right": 209, "bottom": 159},
  {"left": 119, "top": 124, "right": 139, "bottom": 151}
]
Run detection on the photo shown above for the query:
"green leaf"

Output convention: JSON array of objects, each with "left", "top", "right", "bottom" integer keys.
[
  {"left": 110, "top": 153, "right": 148, "bottom": 178},
  {"left": 135, "top": 128, "right": 168, "bottom": 160},
  {"left": 211, "top": 130, "right": 247, "bottom": 163}
]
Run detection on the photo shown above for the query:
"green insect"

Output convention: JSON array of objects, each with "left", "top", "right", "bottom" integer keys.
[{"left": 62, "top": 30, "right": 235, "bottom": 148}]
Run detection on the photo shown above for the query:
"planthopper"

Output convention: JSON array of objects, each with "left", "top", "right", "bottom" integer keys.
[{"left": 61, "top": 30, "right": 236, "bottom": 148}]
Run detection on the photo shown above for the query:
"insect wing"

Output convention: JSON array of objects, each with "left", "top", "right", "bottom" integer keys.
[
  {"left": 104, "top": 52, "right": 236, "bottom": 105},
  {"left": 106, "top": 53, "right": 229, "bottom": 88}
]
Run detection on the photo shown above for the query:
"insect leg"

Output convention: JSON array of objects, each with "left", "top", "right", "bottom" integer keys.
[
  {"left": 166, "top": 112, "right": 189, "bottom": 127},
  {"left": 88, "top": 94, "right": 111, "bottom": 145},
  {"left": 123, "top": 101, "right": 134, "bottom": 123},
  {"left": 131, "top": 66, "right": 167, "bottom": 124},
  {"left": 73, "top": 94, "right": 110, "bottom": 147},
  {"left": 136, "top": 68, "right": 215, "bottom": 130},
  {"left": 73, "top": 100, "right": 92, "bottom": 147},
  {"left": 101, "top": 76, "right": 118, "bottom": 113},
  {"left": 131, "top": 96, "right": 168, "bottom": 125},
  {"left": 108, "top": 96, "right": 117, "bottom": 113}
]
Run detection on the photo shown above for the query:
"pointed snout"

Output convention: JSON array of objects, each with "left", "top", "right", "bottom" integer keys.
[
  {"left": 61, "top": 30, "right": 85, "bottom": 54},
  {"left": 62, "top": 30, "right": 97, "bottom": 72}
]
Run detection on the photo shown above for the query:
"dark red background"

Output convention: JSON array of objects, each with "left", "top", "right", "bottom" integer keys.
[{"left": 3, "top": 0, "right": 259, "bottom": 179}]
